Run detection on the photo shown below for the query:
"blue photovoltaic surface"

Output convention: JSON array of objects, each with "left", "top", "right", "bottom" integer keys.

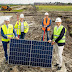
[
  {"left": 9, "top": 39, "right": 53, "bottom": 68},
  {"left": 9, "top": 39, "right": 31, "bottom": 65},
  {"left": 30, "top": 41, "right": 53, "bottom": 67}
]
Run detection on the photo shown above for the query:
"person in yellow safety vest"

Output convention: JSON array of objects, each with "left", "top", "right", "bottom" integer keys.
[
  {"left": 48, "top": 17, "right": 67, "bottom": 70},
  {"left": 14, "top": 14, "right": 29, "bottom": 39},
  {"left": 1, "top": 17, "right": 19, "bottom": 62},
  {"left": 41, "top": 12, "right": 51, "bottom": 41}
]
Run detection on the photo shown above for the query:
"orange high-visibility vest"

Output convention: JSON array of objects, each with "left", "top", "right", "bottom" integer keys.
[{"left": 42, "top": 18, "right": 51, "bottom": 31}]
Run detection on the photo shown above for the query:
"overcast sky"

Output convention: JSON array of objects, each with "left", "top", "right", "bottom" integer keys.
[{"left": 0, "top": 0, "right": 72, "bottom": 4}]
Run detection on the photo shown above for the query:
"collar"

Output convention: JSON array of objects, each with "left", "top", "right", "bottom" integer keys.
[
  {"left": 57, "top": 25, "right": 61, "bottom": 28},
  {"left": 45, "top": 18, "right": 48, "bottom": 19},
  {"left": 5, "top": 24, "right": 8, "bottom": 26}
]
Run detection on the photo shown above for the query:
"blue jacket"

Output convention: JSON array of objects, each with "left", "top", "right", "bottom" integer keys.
[{"left": 1, "top": 28, "right": 17, "bottom": 39}]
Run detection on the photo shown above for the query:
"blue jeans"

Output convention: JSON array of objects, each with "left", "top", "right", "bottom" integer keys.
[
  {"left": 2, "top": 41, "right": 9, "bottom": 61},
  {"left": 41, "top": 30, "right": 49, "bottom": 41},
  {"left": 19, "top": 32, "right": 26, "bottom": 39}
]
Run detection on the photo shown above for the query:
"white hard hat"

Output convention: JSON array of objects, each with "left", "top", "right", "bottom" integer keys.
[
  {"left": 4, "top": 17, "right": 10, "bottom": 21},
  {"left": 20, "top": 14, "right": 24, "bottom": 18},
  {"left": 55, "top": 17, "right": 62, "bottom": 22},
  {"left": 45, "top": 12, "right": 49, "bottom": 15}
]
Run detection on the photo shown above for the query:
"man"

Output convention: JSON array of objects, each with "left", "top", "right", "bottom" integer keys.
[
  {"left": 41, "top": 12, "right": 51, "bottom": 41},
  {"left": 14, "top": 14, "right": 29, "bottom": 39},
  {"left": 1, "top": 17, "right": 19, "bottom": 62},
  {"left": 48, "top": 17, "right": 67, "bottom": 70}
]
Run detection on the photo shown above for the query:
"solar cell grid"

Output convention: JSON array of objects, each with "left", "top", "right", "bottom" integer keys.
[{"left": 9, "top": 39, "right": 53, "bottom": 68}]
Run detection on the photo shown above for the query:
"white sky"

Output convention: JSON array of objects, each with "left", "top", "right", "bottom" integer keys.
[{"left": 0, "top": 0, "right": 72, "bottom": 4}]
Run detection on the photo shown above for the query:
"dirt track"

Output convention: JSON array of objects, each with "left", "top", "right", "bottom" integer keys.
[{"left": 0, "top": 5, "right": 72, "bottom": 72}]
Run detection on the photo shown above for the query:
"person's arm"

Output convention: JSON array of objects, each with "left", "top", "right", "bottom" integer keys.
[
  {"left": 14, "top": 21, "right": 18, "bottom": 29},
  {"left": 25, "top": 21, "right": 29, "bottom": 29},
  {"left": 47, "top": 19, "right": 51, "bottom": 27},
  {"left": 24, "top": 21, "right": 29, "bottom": 33},
  {"left": 55, "top": 27, "right": 65, "bottom": 43},
  {"left": 42, "top": 19, "right": 44, "bottom": 27},
  {"left": 1, "top": 28, "right": 8, "bottom": 39},
  {"left": 13, "top": 28, "right": 17, "bottom": 37},
  {"left": 13, "top": 28, "right": 19, "bottom": 40}
]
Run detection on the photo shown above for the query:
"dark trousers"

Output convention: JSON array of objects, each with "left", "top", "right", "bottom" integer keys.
[
  {"left": 2, "top": 41, "right": 9, "bottom": 61},
  {"left": 19, "top": 32, "right": 26, "bottom": 39},
  {"left": 41, "top": 30, "right": 50, "bottom": 41}
]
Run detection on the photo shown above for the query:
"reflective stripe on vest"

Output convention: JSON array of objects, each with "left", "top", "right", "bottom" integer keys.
[
  {"left": 53, "top": 25, "right": 67, "bottom": 43},
  {"left": 14, "top": 20, "right": 29, "bottom": 35},
  {"left": 1, "top": 24, "right": 13, "bottom": 42},
  {"left": 42, "top": 18, "right": 50, "bottom": 31}
]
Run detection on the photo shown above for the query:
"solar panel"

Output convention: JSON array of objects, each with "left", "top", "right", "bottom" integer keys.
[
  {"left": 9, "top": 39, "right": 53, "bottom": 68},
  {"left": 9, "top": 39, "right": 31, "bottom": 65}
]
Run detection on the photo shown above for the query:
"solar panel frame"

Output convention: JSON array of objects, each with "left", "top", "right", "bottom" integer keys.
[
  {"left": 8, "top": 39, "right": 53, "bottom": 68},
  {"left": 8, "top": 39, "right": 31, "bottom": 66},
  {"left": 30, "top": 41, "right": 53, "bottom": 68}
]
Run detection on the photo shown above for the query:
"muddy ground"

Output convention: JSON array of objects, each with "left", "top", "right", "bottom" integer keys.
[{"left": 0, "top": 5, "right": 72, "bottom": 72}]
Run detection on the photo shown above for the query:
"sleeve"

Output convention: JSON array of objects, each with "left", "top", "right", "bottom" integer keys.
[
  {"left": 55, "top": 27, "right": 65, "bottom": 43},
  {"left": 24, "top": 21, "right": 29, "bottom": 33},
  {"left": 47, "top": 19, "right": 51, "bottom": 27},
  {"left": 14, "top": 21, "right": 18, "bottom": 29},
  {"left": 1, "top": 28, "right": 8, "bottom": 39},
  {"left": 42, "top": 19, "right": 44, "bottom": 27},
  {"left": 26, "top": 21, "right": 29, "bottom": 28},
  {"left": 13, "top": 28, "right": 17, "bottom": 37}
]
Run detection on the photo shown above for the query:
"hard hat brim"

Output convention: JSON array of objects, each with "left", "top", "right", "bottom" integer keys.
[
  {"left": 55, "top": 21, "right": 62, "bottom": 22},
  {"left": 4, "top": 20, "right": 10, "bottom": 21},
  {"left": 45, "top": 14, "right": 49, "bottom": 16},
  {"left": 20, "top": 16, "right": 24, "bottom": 18}
]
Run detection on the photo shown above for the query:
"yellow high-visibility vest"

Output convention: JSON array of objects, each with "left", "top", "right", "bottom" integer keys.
[
  {"left": 1, "top": 24, "right": 13, "bottom": 42},
  {"left": 14, "top": 20, "right": 29, "bottom": 35},
  {"left": 53, "top": 25, "right": 67, "bottom": 43}
]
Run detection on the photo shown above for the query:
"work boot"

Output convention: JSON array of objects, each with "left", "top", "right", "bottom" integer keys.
[
  {"left": 57, "top": 66, "right": 62, "bottom": 70},
  {"left": 54, "top": 63, "right": 59, "bottom": 67}
]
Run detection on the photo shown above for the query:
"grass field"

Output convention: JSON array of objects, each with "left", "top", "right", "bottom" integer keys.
[
  {"left": 36, "top": 5, "right": 72, "bottom": 11},
  {"left": 0, "top": 9, "right": 24, "bottom": 12}
]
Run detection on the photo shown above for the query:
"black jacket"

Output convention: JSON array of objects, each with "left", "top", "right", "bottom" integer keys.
[{"left": 51, "top": 27, "right": 65, "bottom": 46}]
